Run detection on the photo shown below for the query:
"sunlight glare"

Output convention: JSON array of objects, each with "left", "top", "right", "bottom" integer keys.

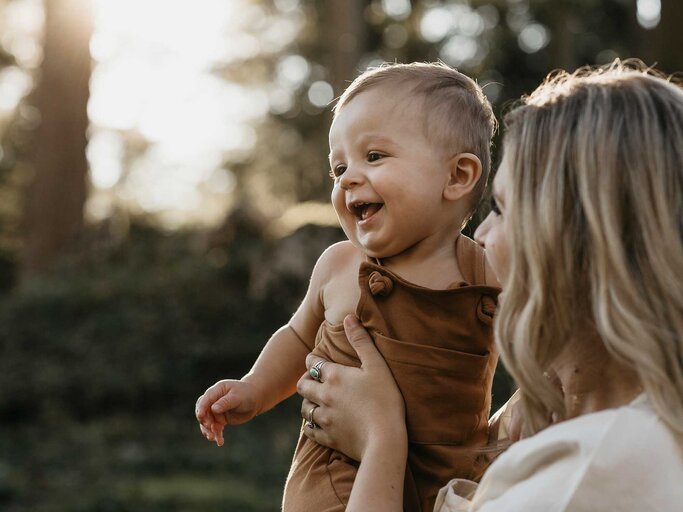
[
  {"left": 274, "top": 0, "right": 300, "bottom": 13},
  {"left": 1, "top": 0, "right": 43, "bottom": 68},
  {"left": 88, "top": 0, "right": 286, "bottom": 227},
  {"left": 0, "top": 66, "right": 33, "bottom": 111},
  {"left": 87, "top": 130, "right": 124, "bottom": 189},
  {"left": 93, "top": 0, "right": 236, "bottom": 66},
  {"left": 88, "top": 58, "right": 152, "bottom": 130},
  {"left": 206, "top": 168, "right": 236, "bottom": 195}
]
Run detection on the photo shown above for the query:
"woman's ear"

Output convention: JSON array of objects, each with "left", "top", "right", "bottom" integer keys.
[{"left": 443, "top": 153, "right": 482, "bottom": 202}]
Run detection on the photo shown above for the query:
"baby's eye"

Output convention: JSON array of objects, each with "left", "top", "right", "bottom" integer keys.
[
  {"left": 490, "top": 196, "right": 501, "bottom": 215},
  {"left": 367, "top": 151, "right": 384, "bottom": 162},
  {"left": 329, "top": 164, "right": 347, "bottom": 179}
]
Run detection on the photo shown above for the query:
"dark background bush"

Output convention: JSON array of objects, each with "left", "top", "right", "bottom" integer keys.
[{"left": 0, "top": 223, "right": 513, "bottom": 511}]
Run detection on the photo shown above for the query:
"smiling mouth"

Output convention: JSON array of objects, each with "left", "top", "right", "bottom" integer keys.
[{"left": 350, "top": 202, "right": 383, "bottom": 222}]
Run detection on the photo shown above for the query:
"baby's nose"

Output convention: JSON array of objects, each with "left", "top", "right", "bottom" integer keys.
[{"left": 339, "top": 165, "right": 363, "bottom": 189}]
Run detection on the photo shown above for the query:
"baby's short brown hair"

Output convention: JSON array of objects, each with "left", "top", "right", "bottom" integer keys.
[{"left": 334, "top": 62, "right": 497, "bottom": 216}]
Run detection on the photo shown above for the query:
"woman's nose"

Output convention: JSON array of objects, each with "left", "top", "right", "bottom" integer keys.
[{"left": 474, "top": 214, "right": 490, "bottom": 247}]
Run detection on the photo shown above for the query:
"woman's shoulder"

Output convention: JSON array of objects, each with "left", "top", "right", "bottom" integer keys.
[
  {"left": 523, "top": 393, "right": 682, "bottom": 465},
  {"left": 437, "top": 395, "right": 683, "bottom": 511}
]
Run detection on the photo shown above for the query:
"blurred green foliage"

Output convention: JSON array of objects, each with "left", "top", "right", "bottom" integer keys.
[
  {"left": 5, "top": 0, "right": 677, "bottom": 509},
  {"left": 0, "top": 222, "right": 307, "bottom": 511},
  {"left": 0, "top": 222, "right": 512, "bottom": 510}
]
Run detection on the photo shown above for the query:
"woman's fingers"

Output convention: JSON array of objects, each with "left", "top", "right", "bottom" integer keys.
[
  {"left": 305, "top": 352, "right": 325, "bottom": 371},
  {"left": 343, "top": 315, "right": 384, "bottom": 369},
  {"left": 299, "top": 354, "right": 336, "bottom": 405},
  {"left": 301, "top": 399, "right": 334, "bottom": 447},
  {"left": 302, "top": 417, "right": 333, "bottom": 447},
  {"left": 297, "top": 371, "right": 327, "bottom": 405},
  {"left": 301, "top": 398, "right": 320, "bottom": 425},
  {"left": 305, "top": 353, "right": 335, "bottom": 384}
]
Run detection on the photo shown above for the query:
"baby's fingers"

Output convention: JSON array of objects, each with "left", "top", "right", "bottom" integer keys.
[
  {"left": 196, "top": 392, "right": 218, "bottom": 427},
  {"left": 210, "top": 423, "right": 225, "bottom": 447},
  {"left": 200, "top": 421, "right": 226, "bottom": 447},
  {"left": 200, "top": 423, "right": 215, "bottom": 442},
  {"left": 211, "top": 388, "right": 243, "bottom": 415}
]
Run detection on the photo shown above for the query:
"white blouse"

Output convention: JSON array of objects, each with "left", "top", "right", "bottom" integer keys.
[{"left": 435, "top": 394, "right": 683, "bottom": 511}]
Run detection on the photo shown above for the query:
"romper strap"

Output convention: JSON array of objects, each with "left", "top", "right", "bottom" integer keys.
[{"left": 455, "top": 234, "right": 487, "bottom": 286}]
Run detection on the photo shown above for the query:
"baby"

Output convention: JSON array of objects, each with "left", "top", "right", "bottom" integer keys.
[{"left": 196, "top": 62, "right": 501, "bottom": 512}]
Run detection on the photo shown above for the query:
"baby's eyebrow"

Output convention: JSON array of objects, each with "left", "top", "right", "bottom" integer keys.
[
  {"left": 361, "top": 134, "right": 397, "bottom": 147},
  {"left": 328, "top": 134, "right": 398, "bottom": 165}
]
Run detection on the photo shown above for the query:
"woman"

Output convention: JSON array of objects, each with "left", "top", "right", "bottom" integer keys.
[{"left": 296, "top": 61, "right": 683, "bottom": 511}]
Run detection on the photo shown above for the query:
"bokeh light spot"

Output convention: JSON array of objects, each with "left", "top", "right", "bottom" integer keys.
[
  {"left": 518, "top": 23, "right": 550, "bottom": 53},
  {"left": 308, "top": 81, "right": 334, "bottom": 108},
  {"left": 420, "top": 7, "right": 453, "bottom": 43},
  {"left": 277, "top": 55, "right": 310, "bottom": 88},
  {"left": 381, "top": 0, "right": 411, "bottom": 21},
  {"left": 637, "top": 0, "right": 661, "bottom": 29},
  {"left": 440, "top": 35, "right": 478, "bottom": 67},
  {"left": 384, "top": 23, "right": 408, "bottom": 49}
]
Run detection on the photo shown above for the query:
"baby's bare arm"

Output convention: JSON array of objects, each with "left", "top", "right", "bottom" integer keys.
[
  {"left": 196, "top": 242, "right": 359, "bottom": 445},
  {"left": 246, "top": 241, "right": 361, "bottom": 410},
  {"left": 196, "top": 326, "right": 311, "bottom": 446},
  {"left": 240, "top": 324, "right": 312, "bottom": 414}
]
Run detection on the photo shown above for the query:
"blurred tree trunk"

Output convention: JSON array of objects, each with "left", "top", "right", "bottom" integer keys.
[
  {"left": 635, "top": 0, "right": 683, "bottom": 73},
  {"left": 653, "top": 0, "right": 683, "bottom": 73},
  {"left": 21, "top": 0, "right": 93, "bottom": 277},
  {"left": 545, "top": 2, "right": 577, "bottom": 71},
  {"left": 326, "top": 0, "right": 368, "bottom": 96}
]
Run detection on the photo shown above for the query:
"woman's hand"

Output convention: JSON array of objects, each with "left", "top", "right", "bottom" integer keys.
[
  {"left": 298, "top": 315, "right": 408, "bottom": 511},
  {"left": 296, "top": 315, "right": 407, "bottom": 462}
]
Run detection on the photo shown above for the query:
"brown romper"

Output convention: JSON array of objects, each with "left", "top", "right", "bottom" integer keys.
[{"left": 282, "top": 235, "right": 500, "bottom": 512}]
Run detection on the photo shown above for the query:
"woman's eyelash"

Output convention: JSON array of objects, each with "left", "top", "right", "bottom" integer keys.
[{"left": 490, "top": 196, "right": 501, "bottom": 215}]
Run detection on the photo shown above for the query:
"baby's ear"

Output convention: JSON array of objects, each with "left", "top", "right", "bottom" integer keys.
[{"left": 443, "top": 153, "right": 482, "bottom": 201}]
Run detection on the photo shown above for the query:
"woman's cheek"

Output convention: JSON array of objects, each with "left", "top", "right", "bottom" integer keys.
[{"left": 489, "top": 236, "right": 510, "bottom": 285}]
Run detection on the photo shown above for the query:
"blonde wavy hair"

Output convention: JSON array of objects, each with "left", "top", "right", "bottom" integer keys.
[{"left": 496, "top": 60, "right": 683, "bottom": 436}]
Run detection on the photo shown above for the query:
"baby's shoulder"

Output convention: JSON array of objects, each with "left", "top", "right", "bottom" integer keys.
[
  {"left": 314, "top": 242, "right": 364, "bottom": 323},
  {"left": 307, "top": 241, "right": 363, "bottom": 297},
  {"left": 314, "top": 241, "right": 363, "bottom": 275}
]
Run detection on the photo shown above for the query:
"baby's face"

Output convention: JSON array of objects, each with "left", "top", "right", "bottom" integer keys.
[{"left": 328, "top": 86, "right": 453, "bottom": 259}]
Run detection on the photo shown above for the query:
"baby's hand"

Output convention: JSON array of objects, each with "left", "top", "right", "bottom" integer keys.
[{"left": 195, "top": 379, "right": 262, "bottom": 446}]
